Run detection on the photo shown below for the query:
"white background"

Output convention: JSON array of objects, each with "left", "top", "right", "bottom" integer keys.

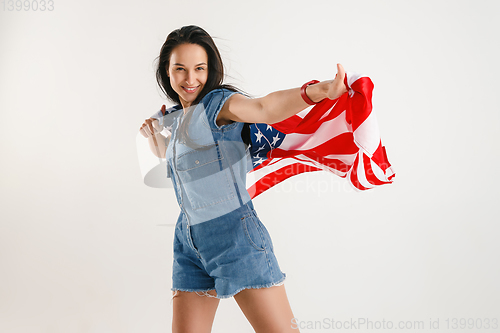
[{"left": 1, "top": 0, "right": 499, "bottom": 332}]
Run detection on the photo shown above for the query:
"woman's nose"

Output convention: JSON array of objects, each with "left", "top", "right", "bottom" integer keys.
[{"left": 185, "top": 71, "right": 196, "bottom": 85}]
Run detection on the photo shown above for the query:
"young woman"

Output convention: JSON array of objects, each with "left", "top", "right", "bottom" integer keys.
[{"left": 139, "top": 25, "right": 347, "bottom": 333}]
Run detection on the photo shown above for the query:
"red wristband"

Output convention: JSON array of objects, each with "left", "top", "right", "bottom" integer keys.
[{"left": 300, "top": 80, "right": 320, "bottom": 105}]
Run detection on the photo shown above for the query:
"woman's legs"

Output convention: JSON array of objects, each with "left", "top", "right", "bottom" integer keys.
[
  {"left": 234, "top": 284, "right": 299, "bottom": 333},
  {"left": 171, "top": 289, "right": 220, "bottom": 333}
]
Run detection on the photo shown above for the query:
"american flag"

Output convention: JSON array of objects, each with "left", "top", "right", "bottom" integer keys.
[{"left": 246, "top": 72, "right": 395, "bottom": 199}]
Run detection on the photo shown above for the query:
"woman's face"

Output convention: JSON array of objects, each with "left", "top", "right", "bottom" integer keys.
[{"left": 168, "top": 43, "right": 209, "bottom": 109}]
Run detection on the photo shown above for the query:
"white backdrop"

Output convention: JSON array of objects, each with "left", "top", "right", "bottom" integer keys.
[{"left": 1, "top": 1, "right": 499, "bottom": 332}]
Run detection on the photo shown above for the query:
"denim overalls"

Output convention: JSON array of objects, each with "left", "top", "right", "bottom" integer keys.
[{"left": 163, "top": 88, "right": 286, "bottom": 299}]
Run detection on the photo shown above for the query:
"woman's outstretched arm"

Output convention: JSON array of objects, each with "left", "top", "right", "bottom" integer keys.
[{"left": 219, "top": 64, "right": 348, "bottom": 125}]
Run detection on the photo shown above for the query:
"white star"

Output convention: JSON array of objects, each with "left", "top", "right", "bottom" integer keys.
[
  {"left": 255, "top": 145, "right": 265, "bottom": 153},
  {"left": 266, "top": 124, "right": 273, "bottom": 131},
  {"left": 253, "top": 158, "right": 264, "bottom": 166},
  {"left": 254, "top": 130, "right": 264, "bottom": 143},
  {"left": 271, "top": 133, "right": 281, "bottom": 146}
]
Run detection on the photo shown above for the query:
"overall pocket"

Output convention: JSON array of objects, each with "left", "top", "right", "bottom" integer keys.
[
  {"left": 176, "top": 141, "right": 235, "bottom": 210},
  {"left": 241, "top": 212, "right": 266, "bottom": 251}
]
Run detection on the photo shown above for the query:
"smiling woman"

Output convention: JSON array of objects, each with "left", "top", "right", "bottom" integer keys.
[{"left": 138, "top": 25, "right": 347, "bottom": 333}]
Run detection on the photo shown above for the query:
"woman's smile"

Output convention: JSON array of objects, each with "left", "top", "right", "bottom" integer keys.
[{"left": 182, "top": 85, "right": 200, "bottom": 93}]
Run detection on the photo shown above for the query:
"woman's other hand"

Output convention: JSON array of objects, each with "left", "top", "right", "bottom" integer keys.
[{"left": 139, "top": 105, "right": 166, "bottom": 138}]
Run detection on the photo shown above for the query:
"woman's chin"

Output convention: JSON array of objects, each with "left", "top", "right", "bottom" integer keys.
[{"left": 181, "top": 95, "right": 198, "bottom": 106}]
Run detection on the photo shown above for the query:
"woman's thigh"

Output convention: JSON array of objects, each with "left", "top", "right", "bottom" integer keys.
[
  {"left": 233, "top": 284, "right": 299, "bottom": 333},
  {"left": 172, "top": 289, "right": 220, "bottom": 333}
]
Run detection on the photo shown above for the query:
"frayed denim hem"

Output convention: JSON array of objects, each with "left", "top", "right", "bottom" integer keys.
[
  {"left": 170, "top": 287, "right": 217, "bottom": 304},
  {"left": 170, "top": 273, "right": 286, "bottom": 301},
  {"left": 216, "top": 273, "right": 287, "bottom": 300}
]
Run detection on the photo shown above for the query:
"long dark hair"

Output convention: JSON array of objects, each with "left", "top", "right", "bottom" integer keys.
[{"left": 155, "top": 25, "right": 251, "bottom": 147}]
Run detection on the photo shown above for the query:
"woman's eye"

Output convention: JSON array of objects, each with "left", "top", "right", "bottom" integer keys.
[
  {"left": 175, "top": 68, "right": 184, "bottom": 71},
  {"left": 196, "top": 67, "right": 205, "bottom": 71}
]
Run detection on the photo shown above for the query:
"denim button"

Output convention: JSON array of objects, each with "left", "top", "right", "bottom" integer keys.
[{"left": 195, "top": 160, "right": 199, "bottom": 164}]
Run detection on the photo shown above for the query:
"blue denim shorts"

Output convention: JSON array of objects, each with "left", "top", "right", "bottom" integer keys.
[{"left": 171, "top": 201, "right": 286, "bottom": 299}]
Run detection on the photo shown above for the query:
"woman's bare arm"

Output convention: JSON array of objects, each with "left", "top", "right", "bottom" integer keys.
[{"left": 218, "top": 63, "right": 348, "bottom": 125}]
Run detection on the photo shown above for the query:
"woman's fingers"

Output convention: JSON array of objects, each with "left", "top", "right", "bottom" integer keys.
[
  {"left": 139, "top": 118, "right": 163, "bottom": 138},
  {"left": 139, "top": 125, "right": 150, "bottom": 138},
  {"left": 326, "top": 64, "right": 348, "bottom": 100},
  {"left": 147, "top": 120, "right": 155, "bottom": 137},
  {"left": 335, "top": 63, "right": 347, "bottom": 94},
  {"left": 152, "top": 118, "right": 162, "bottom": 132},
  {"left": 140, "top": 120, "right": 151, "bottom": 138},
  {"left": 145, "top": 118, "right": 156, "bottom": 136},
  {"left": 337, "top": 63, "right": 345, "bottom": 78},
  {"left": 139, "top": 119, "right": 150, "bottom": 137}
]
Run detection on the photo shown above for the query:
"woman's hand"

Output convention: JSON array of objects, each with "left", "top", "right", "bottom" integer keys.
[
  {"left": 139, "top": 105, "right": 166, "bottom": 138},
  {"left": 139, "top": 118, "right": 162, "bottom": 138},
  {"left": 139, "top": 105, "right": 168, "bottom": 158},
  {"left": 325, "top": 63, "right": 348, "bottom": 101}
]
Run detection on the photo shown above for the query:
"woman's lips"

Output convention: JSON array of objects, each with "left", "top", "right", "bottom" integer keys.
[{"left": 182, "top": 86, "right": 199, "bottom": 93}]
